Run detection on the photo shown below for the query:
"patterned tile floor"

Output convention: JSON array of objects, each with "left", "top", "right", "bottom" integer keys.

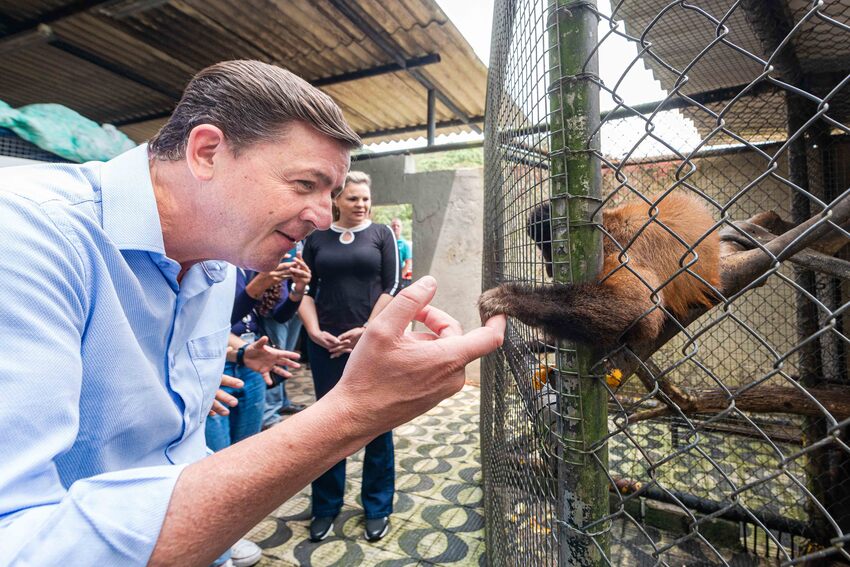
[{"left": 245, "top": 368, "right": 486, "bottom": 566}]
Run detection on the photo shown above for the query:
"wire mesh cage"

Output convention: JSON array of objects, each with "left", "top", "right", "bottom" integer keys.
[
  {"left": 0, "top": 128, "right": 71, "bottom": 163},
  {"left": 480, "top": 0, "right": 850, "bottom": 565}
]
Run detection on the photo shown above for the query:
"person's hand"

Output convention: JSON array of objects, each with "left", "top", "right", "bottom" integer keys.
[
  {"left": 308, "top": 328, "right": 342, "bottom": 351},
  {"left": 243, "top": 336, "right": 301, "bottom": 386},
  {"left": 329, "top": 326, "right": 365, "bottom": 358},
  {"left": 245, "top": 263, "right": 289, "bottom": 299},
  {"left": 288, "top": 252, "right": 311, "bottom": 292},
  {"left": 209, "top": 374, "right": 244, "bottom": 416},
  {"left": 326, "top": 276, "right": 505, "bottom": 436}
]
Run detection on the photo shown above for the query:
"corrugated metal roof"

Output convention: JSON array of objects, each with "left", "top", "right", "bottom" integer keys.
[
  {"left": 615, "top": 0, "right": 850, "bottom": 142},
  {"left": 0, "top": 0, "right": 486, "bottom": 144}
]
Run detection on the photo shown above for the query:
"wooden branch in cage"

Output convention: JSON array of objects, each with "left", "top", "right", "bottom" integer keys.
[
  {"left": 631, "top": 360, "right": 694, "bottom": 406},
  {"left": 721, "top": 197, "right": 850, "bottom": 294},
  {"left": 626, "top": 383, "right": 850, "bottom": 423},
  {"left": 720, "top": 220, "right": 850, "bottom": 280},
  {"left": 745, "top": 210, "right": 850, "bottom": 256}
]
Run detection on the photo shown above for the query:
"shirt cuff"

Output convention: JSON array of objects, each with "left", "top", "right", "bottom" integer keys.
[{"left": 1, "top": 463, "right": 187, "bottom": 565}]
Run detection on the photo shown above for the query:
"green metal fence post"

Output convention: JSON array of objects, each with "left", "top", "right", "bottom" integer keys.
[{"left": 547, "top": 0, "right": 609, "bottom": 564}]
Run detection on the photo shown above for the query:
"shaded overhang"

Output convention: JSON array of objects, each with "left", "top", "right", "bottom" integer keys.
[{"left": 0, "top": 0, "right": 487, "bottom": 145}]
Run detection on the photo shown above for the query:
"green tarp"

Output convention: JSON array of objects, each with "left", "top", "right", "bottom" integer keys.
[{"left": 0, "top": 100, "right": 136, "bottom": 162}]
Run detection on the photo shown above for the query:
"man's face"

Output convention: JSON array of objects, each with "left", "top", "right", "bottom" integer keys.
[
  {"left": 391, "top": 219, "right": 402, "bottom": 238},
  {"left": 211, "top": 121, "right": 350, "bottom": 271}
]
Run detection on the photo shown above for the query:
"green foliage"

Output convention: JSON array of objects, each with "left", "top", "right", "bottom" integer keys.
[
  {"left": 372, "top": 204, "right": 413, "bottom": 240},
  {"left": 414, "top": 147, "right": 483, "bottom": 172}
]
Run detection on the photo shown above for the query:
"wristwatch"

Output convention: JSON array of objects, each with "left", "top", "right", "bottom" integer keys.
[{"left": 236, "top": 344, "right": 248, "bottom": 366}]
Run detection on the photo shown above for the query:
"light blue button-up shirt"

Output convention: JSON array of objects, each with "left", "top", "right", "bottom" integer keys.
[{"left": 0, "top": 145, "right": 235, "bottom": 564}]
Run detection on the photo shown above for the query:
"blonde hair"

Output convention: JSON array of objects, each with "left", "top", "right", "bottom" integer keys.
[{"left": 344, "top": 170, "right": 371, "bottom": 188}]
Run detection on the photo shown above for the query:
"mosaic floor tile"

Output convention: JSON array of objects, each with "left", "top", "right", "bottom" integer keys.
[{"left": 245, "top": 370, "right": 485, "bottom": 566}]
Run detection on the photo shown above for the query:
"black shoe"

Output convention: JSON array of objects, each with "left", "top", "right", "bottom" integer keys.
[
  {"left": 364, "top": 516, "right": 389, "bottom": 542},
  {"left": 279, "top": 402, "right": 307, "bottom": 415},
  {"left": 309, "top": 516, "right": 335, "bottom": 542}
]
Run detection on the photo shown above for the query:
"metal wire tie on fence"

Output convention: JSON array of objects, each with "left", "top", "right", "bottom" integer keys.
[{"left": 547, "top": 72, "right": 602, "bottom": 94}]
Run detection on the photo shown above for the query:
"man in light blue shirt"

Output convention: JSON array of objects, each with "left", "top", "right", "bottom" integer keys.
[
  {"left": 0, "top": 60, "right": 505, "bottom": 566},
  {"left": 0, "top": 141, "right": 237, "bottom": 562}
]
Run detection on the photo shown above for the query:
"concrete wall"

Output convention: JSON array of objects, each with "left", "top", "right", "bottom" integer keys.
[{"left": 354, "top": 154, "right": 485, "bottom": 382}]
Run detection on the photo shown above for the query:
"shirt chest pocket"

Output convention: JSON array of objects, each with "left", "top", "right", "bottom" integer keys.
[{"left": 188, "top": 326, "right": 231, "bottom": 423}]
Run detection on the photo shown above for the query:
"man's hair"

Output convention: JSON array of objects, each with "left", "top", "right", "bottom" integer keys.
[
  {"left": 149, "top": 60, "right": 361, "bottom": 160},
  {"left": 344, "top": 170, "right": 371, "bottom": 188}
]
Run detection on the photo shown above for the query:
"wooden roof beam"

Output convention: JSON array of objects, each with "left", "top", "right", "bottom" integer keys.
[
  {"left": 312, "top": 53, "right": 440, "bottom": 86},
  {"left": 740, "top": 0, "right": 805, "bottom": 87},
  {"left": 112, "top": 55, "right": 447, "bottom": 127},
  {"left": 359, "top": 115, "right": 485, "bottom": 140},
  {"left": 48, "top": 35, "right": 182, "bottom": 99},
  {"left": 327, "top": 0, "right": 482, "bottom": 134}
]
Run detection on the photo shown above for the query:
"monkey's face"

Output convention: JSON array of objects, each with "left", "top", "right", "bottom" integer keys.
[{"left": 527, "top": 202, "right": 553, "bottom": 277}]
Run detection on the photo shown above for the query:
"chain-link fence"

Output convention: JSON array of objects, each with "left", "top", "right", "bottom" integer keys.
[{"left": 481, "top": 0, "right": 850, "bottom": 565}]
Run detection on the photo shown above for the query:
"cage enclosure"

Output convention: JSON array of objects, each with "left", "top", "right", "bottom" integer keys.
[{"left": 480, "top": 0, "right": 850, "bottom": 565}]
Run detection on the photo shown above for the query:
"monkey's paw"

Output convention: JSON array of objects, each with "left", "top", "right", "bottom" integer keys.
[{"left": 478, "top": 286, "right": 510, "bottom": 324}]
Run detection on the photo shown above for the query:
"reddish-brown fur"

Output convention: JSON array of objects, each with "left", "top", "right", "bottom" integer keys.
[
  {"left": 599, "top": 193, "right": 720, "bottom": 338},
  {"left": 478, "top": 193, "right": 720, "bottom": 346}
]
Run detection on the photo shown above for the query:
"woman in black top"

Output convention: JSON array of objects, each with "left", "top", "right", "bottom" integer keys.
[{"left": 299, "top": 171, "right": 400, "bottom": 543}]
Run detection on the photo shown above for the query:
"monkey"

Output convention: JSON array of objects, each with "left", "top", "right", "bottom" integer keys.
[{"left": 479, "top": 193, "right": 720, "bottom": 347}]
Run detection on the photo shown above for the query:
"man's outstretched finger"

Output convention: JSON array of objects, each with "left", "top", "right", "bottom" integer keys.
[
  {"left": 371, "top": 276, "right": 438, "bottom": 336},
  {"left": 438, "top": 314, "right": 506, "bottom": 365}
]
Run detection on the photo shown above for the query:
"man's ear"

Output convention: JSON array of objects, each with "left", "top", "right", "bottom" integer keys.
[{"left": 185, "top": 124, "right": 226, "bottom": 182}]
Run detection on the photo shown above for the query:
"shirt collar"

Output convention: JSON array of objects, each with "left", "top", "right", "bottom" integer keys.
[
  {"left": 100, "top": 143, "right": 165, "bottom": 254},
  {"left": 200, "top": 261, "right": 229, "bottom": 284},
  {"left": 101, "top": 144, "right": 228, "bottom": 285}
]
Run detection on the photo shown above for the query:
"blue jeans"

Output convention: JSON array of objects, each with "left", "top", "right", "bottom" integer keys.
[
  {"left": 307, "top": 338, "right": 395, "bottom": 519},
  {"left": 262, "top": 315, "right": 303, "bottom": 427},
  {"left": 205, "top": 361, "right": 267, "bottom": 452}
]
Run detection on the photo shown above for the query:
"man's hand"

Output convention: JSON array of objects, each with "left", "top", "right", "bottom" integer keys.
[
  {"left": 209, "top": 374, "right": 244, "bottom": 417},
  {"left": 328, "top": 276, "right": 505, "bottom": 434},
  {"left": 243, "top": 336, "right": 301, "bottom": 386}
]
